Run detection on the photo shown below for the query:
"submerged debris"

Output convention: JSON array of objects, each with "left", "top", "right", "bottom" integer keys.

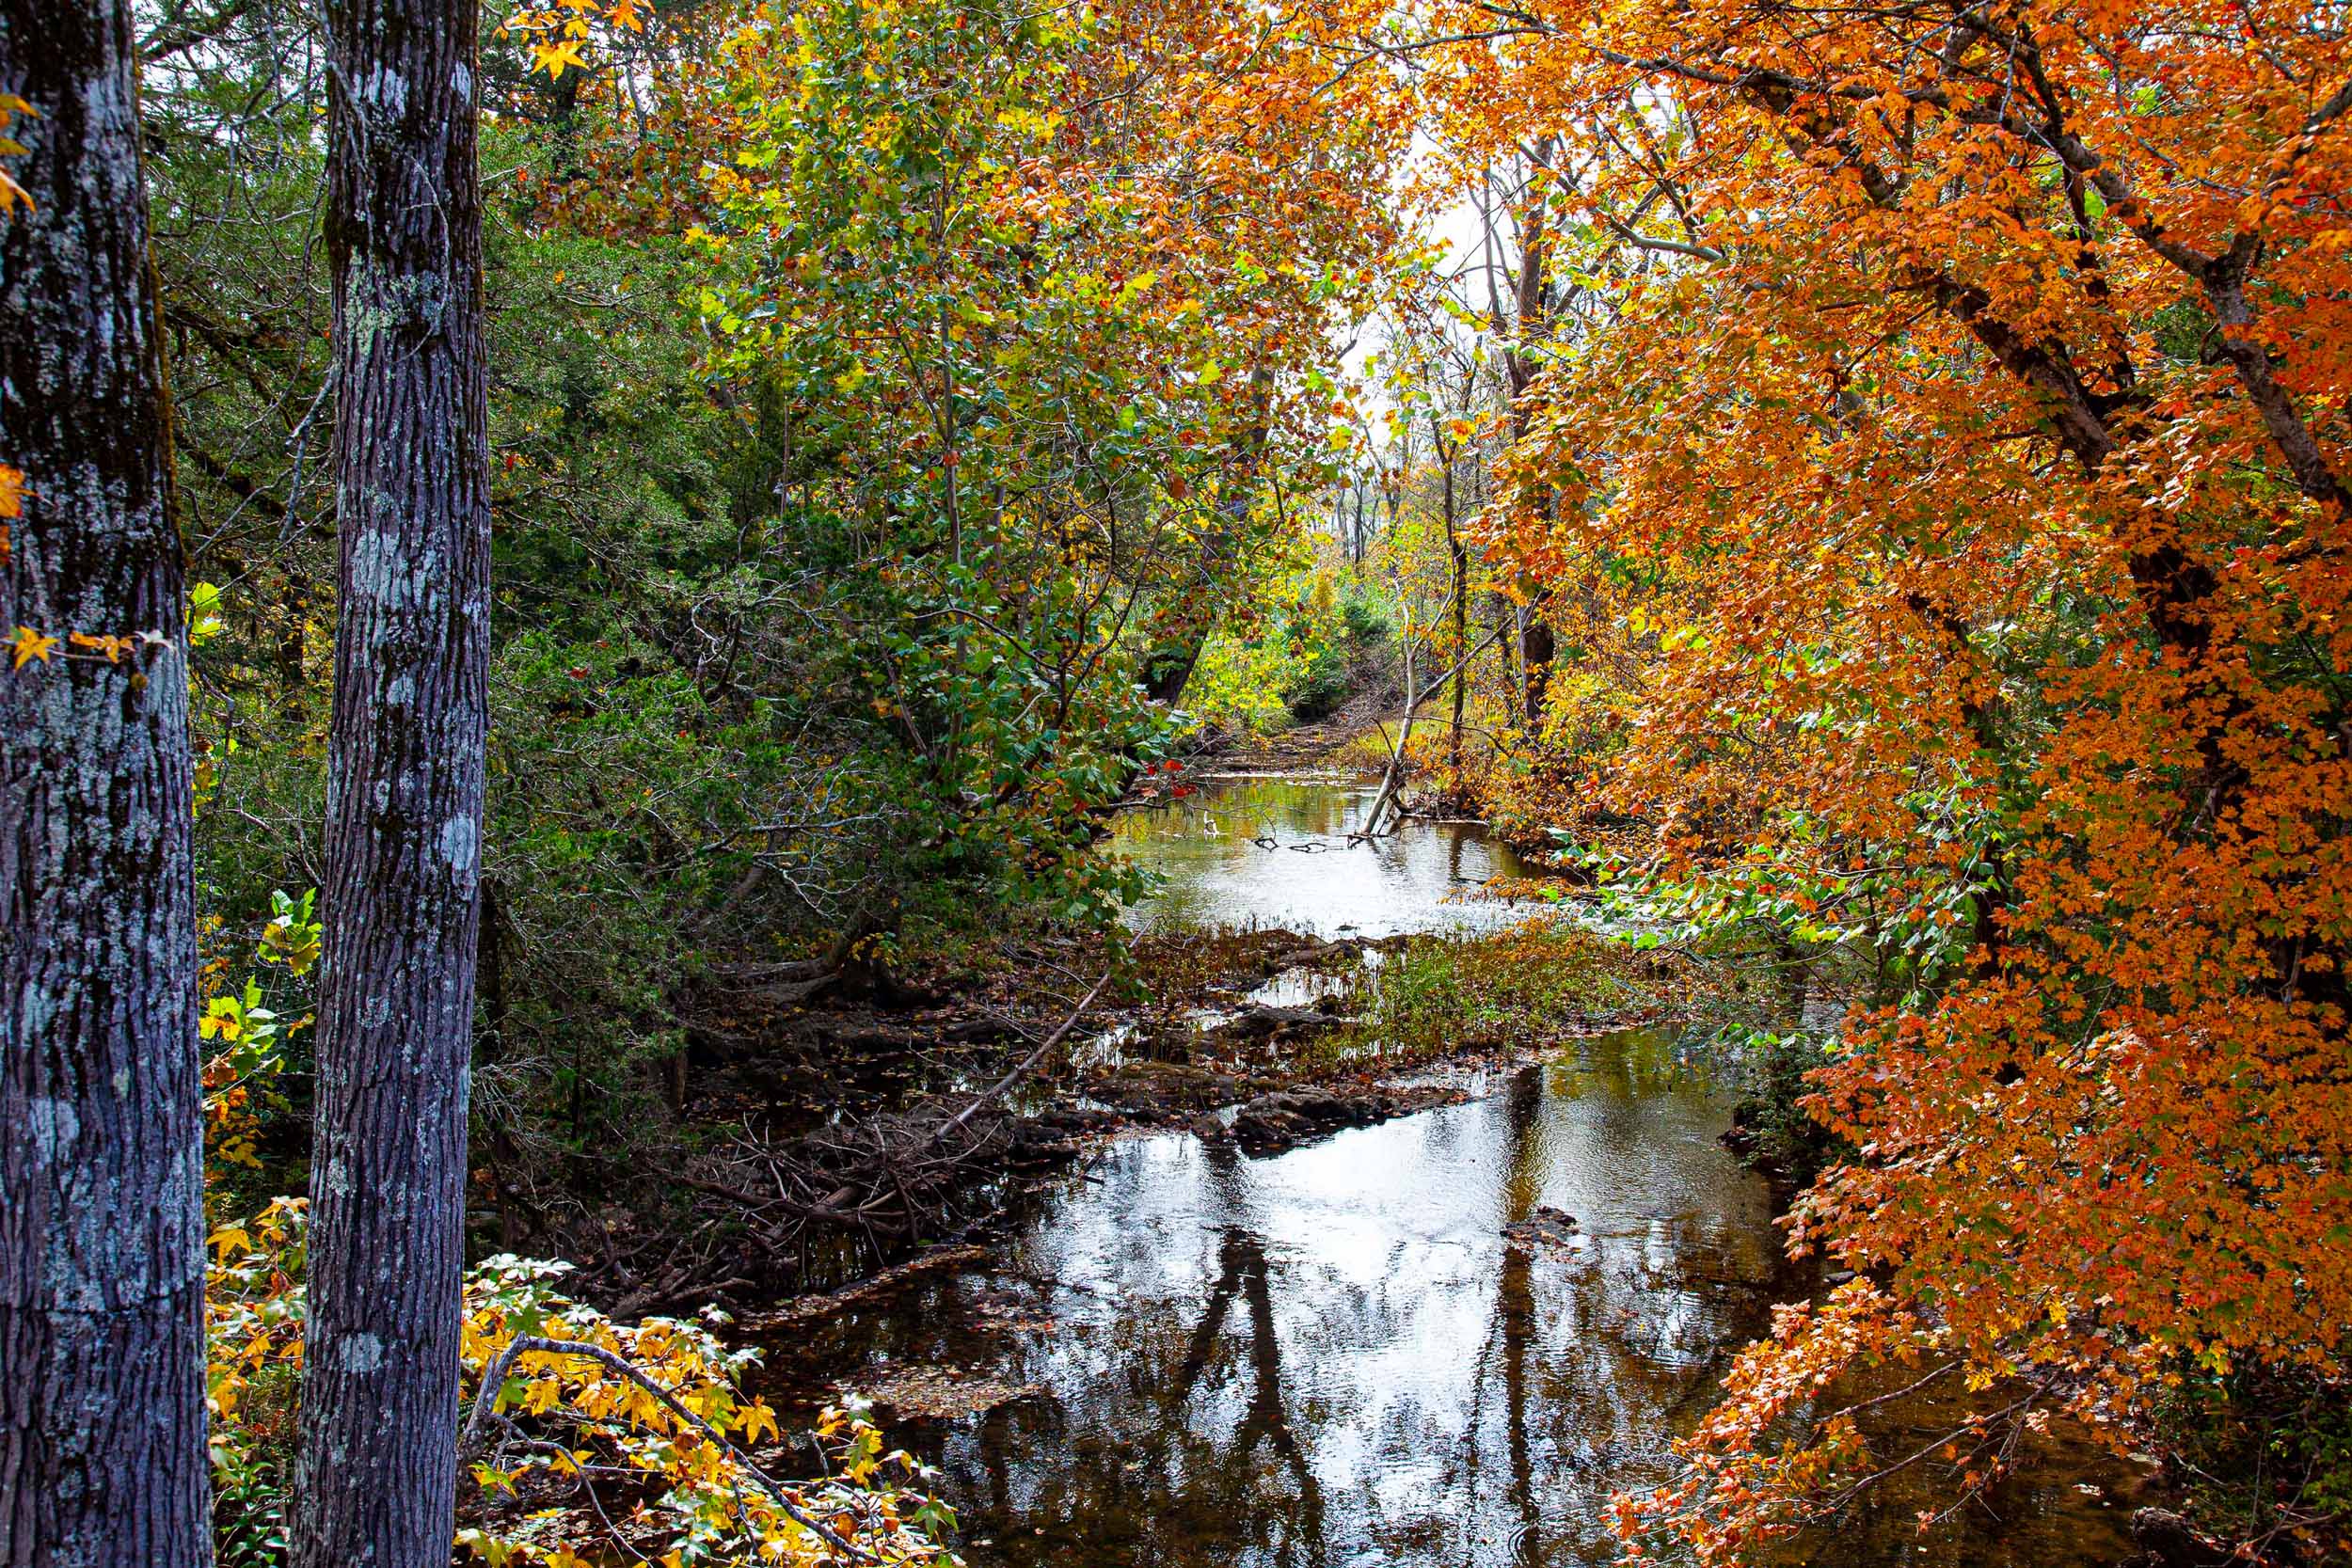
[
  {"left": 846, "top": 1364, "right": 1039, "bottom": 1420},
  {"left": 1201, "top": 1082, "right": 1474, "bottom": 1156},
  {"left": 1501, "top": 1206, "right": 1580, "bottom": 1251}
]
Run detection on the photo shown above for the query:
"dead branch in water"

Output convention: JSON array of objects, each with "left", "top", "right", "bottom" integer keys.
[{"left": 1356, "top": 623, "right": 1509, "bottom": 841}]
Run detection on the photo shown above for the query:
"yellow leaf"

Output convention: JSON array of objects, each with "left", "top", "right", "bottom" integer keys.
[
  {"left": 11, "top": 626, "right": 57, "bottom": 668},
  {"left": 532, "top": 40, "right": 588, "bottom": 77},
  {"left": 0, "top": 465, "right": 23, "bottom": 518}
]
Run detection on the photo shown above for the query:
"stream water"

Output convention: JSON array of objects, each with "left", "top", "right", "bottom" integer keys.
[
  {"left": 762, "top": 776, "right": 2144, "bottom": 1567},
  {"left": 1106, "top": 774, "right": 1537, "bottom": 937}
]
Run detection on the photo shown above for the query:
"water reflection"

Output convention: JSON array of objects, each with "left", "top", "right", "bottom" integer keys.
[
  {"left": 1110, "top": 775, "right": 1534, "bottom": 937},
  {"left": 772, "top": 1037, "right": 1738, "bottom": 1565},
  {"left": 766, "top": 1029, "right": 2138, "bottom": 1567},
  {"left": 762, "top": 762, "right": 2145, "bottom": 1567}
]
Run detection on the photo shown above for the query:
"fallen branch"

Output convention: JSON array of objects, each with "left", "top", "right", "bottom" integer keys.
[
  {"left": 1355, "top": 623, "right": 1510, "bottom": 841},
  {"left": 927, "top": 969, "right": 1110, "bottom": 1150},
  {"left": 661, "top": 972, "right": 1117, "bottom": 1291},
  {"left": 462, "top": 1335, "right": 882, "bottom": 1563}
]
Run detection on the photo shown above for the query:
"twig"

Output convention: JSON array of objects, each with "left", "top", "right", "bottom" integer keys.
[
  {"left": 927, "top": 970, "right": 1111, "bottom": 1149},
  {"left": 462, "top": 1336, "right": 882, "bottom": 1563}
]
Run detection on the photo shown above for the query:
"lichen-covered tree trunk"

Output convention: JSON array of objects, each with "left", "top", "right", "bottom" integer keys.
[
  {"left": 0, "top": 8, "right": 210, "bottom": 1565},
  {"left": 290, "top": 0, "right": 491, "bottom": 1562},
  {"left": 1441, "top": 450, "right": 1468, "bottom": 777}
]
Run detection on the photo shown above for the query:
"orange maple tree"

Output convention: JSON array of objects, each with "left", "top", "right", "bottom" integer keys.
[{"left": 1394, "top": 0, "right": 2352, "bottom": 1557}]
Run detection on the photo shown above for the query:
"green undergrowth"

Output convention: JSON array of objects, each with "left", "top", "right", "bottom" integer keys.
[{"left": 1316, "top": 921, "right": 1646, "bottom": 1073}]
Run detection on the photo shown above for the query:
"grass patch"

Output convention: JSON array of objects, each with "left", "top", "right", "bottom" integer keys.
[{"left": 1315, "top": 921, "right": 1647, "bottom": 1073}]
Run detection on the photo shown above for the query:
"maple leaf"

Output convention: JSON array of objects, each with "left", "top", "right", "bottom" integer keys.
[
  {"left": 11, "top": 626, "right": 57, "bottom": 669},
  {"left": 0, "top": 94, "right": 33, "bottom": 217},
  {"left": 532, "top": 39, "right": 589, "bottom": 78}
]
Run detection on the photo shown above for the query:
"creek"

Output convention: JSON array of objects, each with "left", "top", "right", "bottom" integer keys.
[{"left": 759, "top": 774, "right": 2143, "bottom": 1567}]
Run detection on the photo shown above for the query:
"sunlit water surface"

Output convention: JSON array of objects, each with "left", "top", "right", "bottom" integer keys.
[
  {"left": 760, "top": 778, "right": 2141, "bottom": 1568},
  {"left": 1106, "top": 773, "right": 1536, "bottom": 937}
]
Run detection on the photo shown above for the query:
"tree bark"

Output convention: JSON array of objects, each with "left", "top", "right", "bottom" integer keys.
[
  {"left": 1441, "top": 445, "right": 1468, "bottom": 779},
  {"left": 1521, "top": 613, "right": 1555, "bottom": 731},
  {"left": 1493, "top": 140, "right": 1558, "bottom": 737},
  {"left": 1495, "top": 596, "right": 1521, "bottom": 732},
  {"left": 0, "top": 8, "right": 211, "bottom": 1564},
  {"left": 291, "top": 0, "right": 492, "bottom": 1562}
]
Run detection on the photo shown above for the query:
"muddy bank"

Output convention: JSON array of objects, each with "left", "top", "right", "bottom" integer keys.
[{"left": 545, "top": 912, "right": 1640, "bottom": 1316}]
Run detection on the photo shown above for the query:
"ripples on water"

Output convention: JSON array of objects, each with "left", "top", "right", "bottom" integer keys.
[
  {"left": 774, "top": 1038, "right": 1772, "bottom": 1566},
  {"left": 767, "top": 1037, "right": 2134, "bottom": 1567}
]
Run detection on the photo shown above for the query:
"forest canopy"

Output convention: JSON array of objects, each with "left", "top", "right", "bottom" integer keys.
[{"left": 1, "top": 0, "right": 2347, "bottom": 1565}]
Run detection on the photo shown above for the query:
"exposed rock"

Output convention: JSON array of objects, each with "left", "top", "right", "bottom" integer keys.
[
  {"left": 819, "top": 1021, "right": 925, "bottom": 1053},
  {"left": 1211, "top": 1004, "right": 1358, "bottom": 1044},
  {"left": 845, "top": 1363, "right": 1038, "bottom": 1420},
  {"left": 2124, "top": 1509, "right": 2234, "bottom": 1568},
  {"left": 1225, "top": 1083, "right": 1470, "bottom": 1155},
  {"left": 1502, "top": 1206, "right": 1580, "bottom": 1250},
  {"left": 1087, "top": 1060, "right": 1247, "bottom": 1122}
]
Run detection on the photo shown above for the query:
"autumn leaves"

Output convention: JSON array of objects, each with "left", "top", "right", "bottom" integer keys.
[{"left": 1408, "top": 0, "right": 2352, "bottom": 1557}]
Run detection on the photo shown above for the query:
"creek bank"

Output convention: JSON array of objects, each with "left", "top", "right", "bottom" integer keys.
[{"left": 568, "top": 916, "right": 1635, "bottom": 1314}]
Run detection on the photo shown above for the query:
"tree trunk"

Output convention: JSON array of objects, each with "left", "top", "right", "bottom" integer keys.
[
  {"left": 1495, "top": 597, "right": 1520, "bottom": 733},
  {"left": 292, "top": 0, "right": 492, "bottom": 1562},
  {"left": 1442, "top": 451, "right": 1468, "bottom": 781},
  {"left": 0, "top": 8, "right": 211, "bottom": 1564},
  {"left": 1521, "top": 613, "right": 1555, "bottom": 731},
  {"left": 1496, "top": 139, "right": 1558, "bottom": 742}
]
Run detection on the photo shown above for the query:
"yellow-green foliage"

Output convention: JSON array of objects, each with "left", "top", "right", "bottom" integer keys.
[
  {"left": 1181, "top": 549, "right": 1345, "bottom": 736},
  {"left": 206, "top": 1200, "right": 958, "bottom": 1568}
]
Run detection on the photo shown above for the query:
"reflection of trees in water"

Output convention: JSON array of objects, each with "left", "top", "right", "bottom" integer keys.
[
  {"left": 1110, "top": 778, "right": 1525, "bottom": 937},
  {"left": 1442, "top": 1069, "right": 1778, "bottom": 1566},
  {"left": 919, "top": 1053, "right": 1781, "bottom": 1568},
  {"left": 942, "top": 1145, "right": 1332, "bottom": 1568},
  {"left": 1168, "top": 1225, "right": 1327, "bottom": 1562},
  {"left": 1499, "top": 1069, "right": 1545, "bottom": 1566},
  {"left": 1137, "top": 1139, "right": 1327, "bottom": 1567}
]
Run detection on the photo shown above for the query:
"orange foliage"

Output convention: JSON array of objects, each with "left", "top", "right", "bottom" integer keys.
[
  {"left": 1405, "top": 0, "right": 2352, "bottom": 1556},
  {"left": 501, "top": 0, "right": 2351, "bottom": 1550}
]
